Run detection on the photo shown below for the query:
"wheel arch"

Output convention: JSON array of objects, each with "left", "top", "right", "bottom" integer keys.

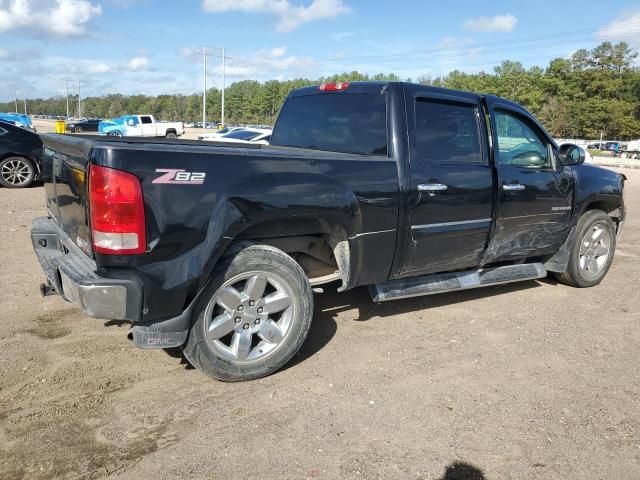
[
  {"left": 228, "top": 216, "right": 351, "bottom": 288},
  {"left": 578, "top": 197, "right": 624, "bottom": 233},
  {"left": 0, "top": 153, "right": 39, "bottom": 173}
]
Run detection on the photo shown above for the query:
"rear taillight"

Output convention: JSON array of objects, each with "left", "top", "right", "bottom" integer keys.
[
  {"left": 89, "top": 165, "right": 146, "bottom": 255},
  {"left": 319, "top": 82, "right": 349, "bottom": 91}
]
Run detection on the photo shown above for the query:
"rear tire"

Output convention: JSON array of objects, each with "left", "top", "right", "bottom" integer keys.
[
  {"left": 0, "top": 157, "right": 35, "bottom": 188},
  {"left": 75, "top": 126, "right": 83, "bottom": 133},
  {"left": 555, "top": 210, "right": 616, "bottom": 288},
  {"left": 165, "top": 131, "right": 178, "bottom": 139},
  {"left": 182, "top": 244, "right": 313, "bottom": 382}
]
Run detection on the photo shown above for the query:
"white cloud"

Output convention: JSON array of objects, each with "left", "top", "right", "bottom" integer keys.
[
  {"left": 463, "top": 13, "right": 517, "bottom": 33},
  {"left": 87, "top": 63, "right": 112, "bottom": 74},
  {"left": 597, "top": 11, "right": 640, "bottom": 49},
  {"left": 0, "top": 0, "right": 101, "bottom": 37},
  {"left": 201, "top": 0, "right": 350, "bottom": 32},
  {"left": 127, "top": 56, "right": 150, "bottom": 71},
  {"left": 270, "top": 46, "right": 287, "bottom": 57},
  {"left": 206, "top": 47, "right": 316, "bottom": 79}
]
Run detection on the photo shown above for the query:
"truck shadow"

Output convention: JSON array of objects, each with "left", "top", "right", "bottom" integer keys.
[
  {"left": 287, "top": 279, "right": 542, "bottom": 369},
  {"left": 438, "top": 461, "right": 485, "bottom": 479}
]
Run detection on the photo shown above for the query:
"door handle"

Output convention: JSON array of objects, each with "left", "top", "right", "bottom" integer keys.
[
  {"left": 502, "top": 183, "right": 525, "bottom": 191},
  {"left": 418, "top": 183, "right": 448, "bottom": 192}
]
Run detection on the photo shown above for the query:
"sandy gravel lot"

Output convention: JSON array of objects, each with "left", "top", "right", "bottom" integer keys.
[{"left": 0, "top": 166, "right": 638, "bottom": 480}]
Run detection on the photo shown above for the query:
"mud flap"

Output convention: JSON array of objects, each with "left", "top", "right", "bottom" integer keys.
[
  {"left": 131, "top": 308, "right": 192, "bottom": 349},
  {"left": 132, "top": 328, "right": 189, "bottom": 349},
  {"left": 543, "top": 226, "right": 577, "bottom": 273}
]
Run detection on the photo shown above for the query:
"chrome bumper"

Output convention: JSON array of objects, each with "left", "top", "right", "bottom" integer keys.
[{"left": 31, "top": 217, "right": 142, "bottom": 321}]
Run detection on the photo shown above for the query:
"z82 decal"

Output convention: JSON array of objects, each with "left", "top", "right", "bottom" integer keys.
[{"left": 153, "top": 168, "right": 206, "bottom": 185}]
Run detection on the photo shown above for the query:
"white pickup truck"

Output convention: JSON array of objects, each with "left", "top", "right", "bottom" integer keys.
[
  {"left": 98, "top": 115, "right": 184, "bottom": 138},
  {"left": 621, "top": 140, "right": 640, "bottom": 160}
]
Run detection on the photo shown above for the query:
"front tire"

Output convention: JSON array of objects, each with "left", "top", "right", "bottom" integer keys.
[
  {"left": 555, "top": 210, "right": 616, "bottom": 288},
  {"left": 0, "top": 157, "right": 35, "bottom": 188},
  {"left": 182, "top": 244, "right": 313, "bottom": 382},
  {"left": 75, "top": 126, "right": 83, "bottom": 133}
]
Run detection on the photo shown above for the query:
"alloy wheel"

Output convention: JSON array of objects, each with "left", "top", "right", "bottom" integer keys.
[{"left": 203, "top": 271, "right": 295, "bottom": 363}]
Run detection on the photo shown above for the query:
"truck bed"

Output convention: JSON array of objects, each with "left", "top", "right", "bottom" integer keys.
[{"left": 39, "top": 132, "right": 400, "bottom": 322}]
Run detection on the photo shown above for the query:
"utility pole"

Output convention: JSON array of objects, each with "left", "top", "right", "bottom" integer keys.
[
  {"left": 200, "top": 46, "right": 230, "bottom": 128},
  {"left": 65, "top": 79, "right": 69, "bottom": 118},
  {"left": 14, "top": 88, "right": 18, "bottom": 113},
  {"left": 203, "top": 46, "right": 207, "bottom": 128},
  {"left": 77, "top": 79, "right": 81, "bottom": 118},
  {"left": 221, "top": 47, "right": 225, "bottom": 127},
  {"left": 23, "top": 92, "right": 27, "bottom": 115}
]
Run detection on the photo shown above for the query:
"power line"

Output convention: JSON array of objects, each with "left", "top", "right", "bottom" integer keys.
[
  {"left": 314, "top": 20, "right": 640, "bottom": 65},
  {"left": 318, "top": 31, "right": 640, "bottom": 68}
]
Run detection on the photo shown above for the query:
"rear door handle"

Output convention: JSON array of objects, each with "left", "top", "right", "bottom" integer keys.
[
  {"left": 418, "top": 183, "right": 448, "bottom": 192},
  {"left": 502, "top": 184, "right": 525, "bottom": 191}
]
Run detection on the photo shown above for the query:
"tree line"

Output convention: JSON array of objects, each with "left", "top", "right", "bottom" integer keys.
[{"left": 2, "top": 41, "right": 639, "bottom": 140}]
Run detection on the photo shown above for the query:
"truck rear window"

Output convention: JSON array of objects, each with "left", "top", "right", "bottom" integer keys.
[{"left": 271, "top": 93, "right": 387, "bottom": 156}]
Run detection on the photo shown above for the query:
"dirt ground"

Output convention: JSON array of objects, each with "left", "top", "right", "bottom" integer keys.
[{"left": 0, "top": 167, "right": 639, "bottom": 480}]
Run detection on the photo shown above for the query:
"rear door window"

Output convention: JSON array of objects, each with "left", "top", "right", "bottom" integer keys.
[
  {"left": 140, "top": 116, "right": 153, "bottom": 124},
  {"left": 414, "top": 99, "right": 483, "bottom": 164},
  {"left": 271, "top": 93, "right": 387, "bottom": 156}
]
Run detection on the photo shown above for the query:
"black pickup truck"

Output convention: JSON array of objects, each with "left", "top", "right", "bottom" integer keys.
[{"left": 32, "top": 81, "right": 626, "bottom": 381}]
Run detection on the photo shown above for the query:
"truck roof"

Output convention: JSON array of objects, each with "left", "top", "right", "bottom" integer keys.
[{"left": 288, "top": 81, "right": 524, "bottom": 112}]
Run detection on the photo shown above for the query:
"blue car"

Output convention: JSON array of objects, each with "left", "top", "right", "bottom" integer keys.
[{"left": 0, "top": 113, "right": 35, "bottom": 132}]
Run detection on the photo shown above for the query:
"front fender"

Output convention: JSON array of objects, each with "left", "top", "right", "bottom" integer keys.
[{"left": 573, "top": 164, "right": 625, "bottom": 219}]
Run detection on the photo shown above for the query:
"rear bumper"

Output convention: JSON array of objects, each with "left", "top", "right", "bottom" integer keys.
[{"left": 31, "top": 217, "right": 142, "bottom": 322}]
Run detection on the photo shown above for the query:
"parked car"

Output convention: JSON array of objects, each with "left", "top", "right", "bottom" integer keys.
[
  {"left": 0, "top": 120, "right": 42, "bottom": 188},
  {"left": 0, "top": 112, "right": 36, "bottom": 132},
  {"left": 604, "top": 142, "right": 621, "bottom": 155},
  {"left": 198, "top": 127, "right": 271, "bottom": 145},
  {"left": 66, "top": 118, "right": 102, "bottom": 133},
  {"left": 202, "top": 128, "right": 272, "bottom": 145},
  {"left": 197, "top": 126, "right": 252, "bottom": 141},
  {"left": 31, "top": 81, "right": 626, "bottom": 382},
  {"left": 98, "top": 115, "right": 184, "bottom": 138}
]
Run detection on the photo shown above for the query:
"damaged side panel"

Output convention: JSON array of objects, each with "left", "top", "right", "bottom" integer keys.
[{"left": 482, "top": 215, "right": 572, "bottom": 265}]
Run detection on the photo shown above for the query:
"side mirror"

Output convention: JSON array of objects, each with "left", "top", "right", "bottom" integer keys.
[{"left": 559, "top": 144, "right": 585, "bottom": 166}]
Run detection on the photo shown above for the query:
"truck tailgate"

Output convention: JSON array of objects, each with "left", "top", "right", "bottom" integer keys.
[{"left": 41, "top": 134, "right": 94, "bottom": 256}]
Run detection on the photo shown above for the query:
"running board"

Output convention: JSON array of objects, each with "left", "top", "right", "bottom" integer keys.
[{"left": 369, "top": 263, "right": 547, "bottom": 302}]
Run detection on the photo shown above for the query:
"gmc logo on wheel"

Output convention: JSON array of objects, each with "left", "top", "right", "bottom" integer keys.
[{"left": 153, "top": 168, "right": 206, "bottom": 185}]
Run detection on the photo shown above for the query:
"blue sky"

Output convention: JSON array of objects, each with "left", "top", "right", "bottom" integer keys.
[{"left": 0, "top": 0, "right": 639, "bottom": 101}]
